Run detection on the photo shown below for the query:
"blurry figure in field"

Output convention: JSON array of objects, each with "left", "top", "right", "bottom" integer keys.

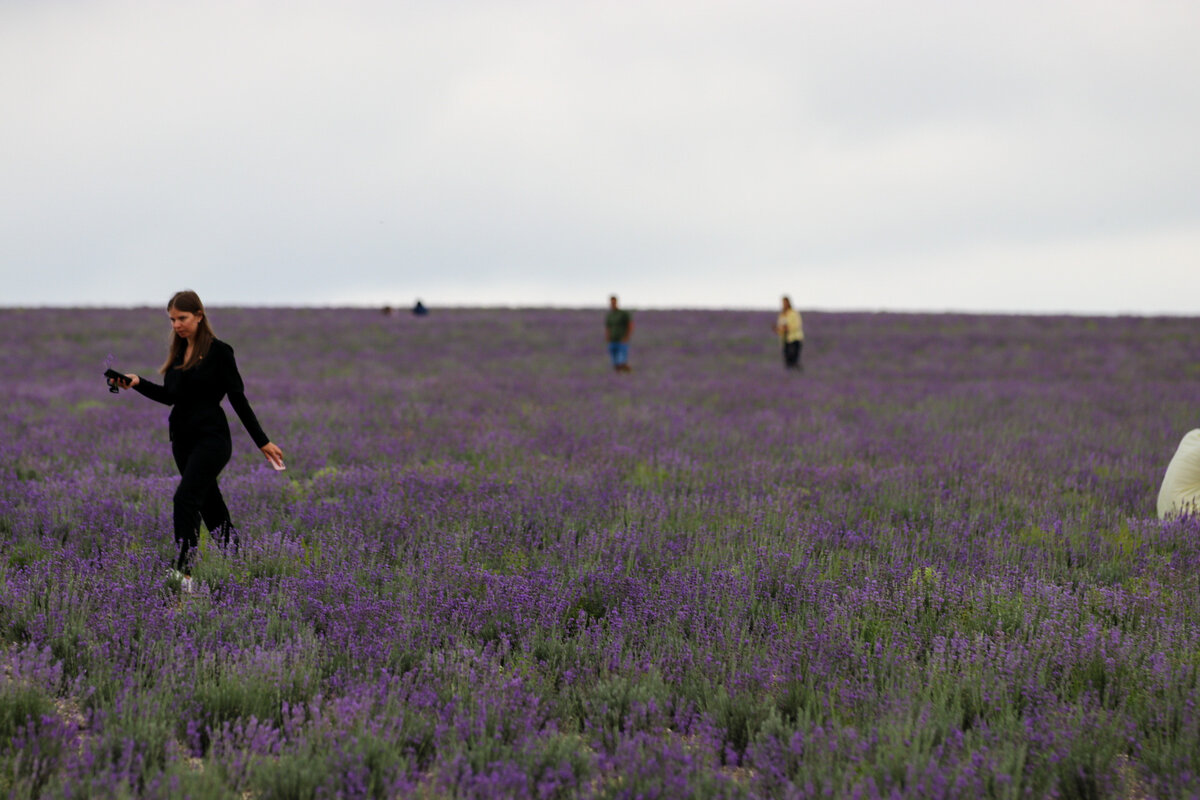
[
  {"left": 604, "top": 295, "right": 634, "bottom": 373},
  {"left": 107, "top": 290, "right": 285, "bottom": 592},
  {"left": 412, "top": 300, "right": 428, "bottom": 317},
  {"left": 1158, "top": 429, "right": 1200, "bottom": 519},
  {"left": 381, "top": 305, "right": 393, "bottom": 316},
  {"left": 773, "top": 295, "right": 804, "bottom": 371}
]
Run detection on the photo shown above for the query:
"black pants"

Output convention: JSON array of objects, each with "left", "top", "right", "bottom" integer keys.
[
  {"left": 171, "top": 434, "right": 236, "bottom": 572},
  {"left": 783, "top": 340, "right": 803, "bottom": 369}
]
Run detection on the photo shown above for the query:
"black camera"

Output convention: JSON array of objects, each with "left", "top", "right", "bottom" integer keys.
[{"left": 104, "top": 368, "right": 126, "bottom": 393}]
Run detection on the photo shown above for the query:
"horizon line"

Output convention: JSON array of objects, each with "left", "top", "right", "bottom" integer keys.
[{"left": 1, "top": 302, "right": 1197, "bottom": 318}]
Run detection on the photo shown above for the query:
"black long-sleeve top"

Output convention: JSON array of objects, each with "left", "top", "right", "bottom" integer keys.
[{"left": 134, "top": 339, "right": 270, "bottom": 448}]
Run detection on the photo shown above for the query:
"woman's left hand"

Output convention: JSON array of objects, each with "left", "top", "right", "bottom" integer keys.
[{"left": 261, "top": 442, "right": 285, "bottom": 470}]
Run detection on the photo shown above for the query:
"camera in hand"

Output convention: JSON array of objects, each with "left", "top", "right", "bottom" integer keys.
[{"left": 104, "top": 368, "right": 126, "bottom": 393}]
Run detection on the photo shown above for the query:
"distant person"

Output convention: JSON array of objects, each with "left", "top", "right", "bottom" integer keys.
[
  {"left": 773, "top": 295, "right": 804, "bottom": 371},
  {"left": 1158, "top": 429, "right": 1200, "bottom": 519},
  {"left": 412, "top": 300, "right": 428, "bottom": 316},
  {"left": 604, "top": 295, "right": 633, "bottom": 373},
  {"left": 107, "top": 290, "right": 284, "bottom": 592},
  {"left": 381, "top": 305, "right": 393, "bottom": 316}
]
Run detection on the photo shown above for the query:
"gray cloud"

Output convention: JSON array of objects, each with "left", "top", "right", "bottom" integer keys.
[{"left": 2, "top": 0, "right": 1198, "bottom": 312}]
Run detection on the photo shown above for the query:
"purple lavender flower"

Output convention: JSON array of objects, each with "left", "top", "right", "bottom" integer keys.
[{"left": 1, "top": 307, "right": 1199, "bottom": 796}]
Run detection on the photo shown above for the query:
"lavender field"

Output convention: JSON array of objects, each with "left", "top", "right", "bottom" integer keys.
[{"left": 2, "top": 306, "right": 1199, "bottom": 799}]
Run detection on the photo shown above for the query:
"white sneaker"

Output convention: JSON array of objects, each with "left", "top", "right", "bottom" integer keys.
[{"left": 167, "top": 569, "right": 193, "bottom": 593}]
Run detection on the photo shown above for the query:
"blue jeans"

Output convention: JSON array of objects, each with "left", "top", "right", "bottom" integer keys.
[{"left": 608, "top": 341, "right": 629, "bottom": 368}]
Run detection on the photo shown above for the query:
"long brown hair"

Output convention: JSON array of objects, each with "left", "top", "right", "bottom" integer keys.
[{"left": 159, "top": 290, "right": 216, "bottom": 374}]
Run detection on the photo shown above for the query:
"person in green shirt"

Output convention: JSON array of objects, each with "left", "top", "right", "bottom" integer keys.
[{"left": 604, "top": 295, "right": 634, "bottom": 373}]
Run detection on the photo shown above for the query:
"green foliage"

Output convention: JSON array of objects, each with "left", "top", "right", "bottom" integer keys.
[
  {"left": 567, "top": 671, "right": 675, "bottom": 751},
  {"left": 628, "top": 461, "right": 671, "bottom": 490},
  {"left": 0, "top": 683, "right": 53, "bottom": 743},
  {"left": 249, "top": 752, "right": 330, "bottom": 800},
  {"left": 191, "top": 655, "right": 321, "bottom": 752},
  {"left": 5, "top": 540, "right": 47, "bottom": 570},
  {"left": 705, "top": 686, "right": 774, "bottom": 759}
]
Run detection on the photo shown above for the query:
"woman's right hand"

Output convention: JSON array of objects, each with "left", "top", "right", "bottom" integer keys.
[{"left": 121, "top": 373, "right": 140, "bottom": 389}]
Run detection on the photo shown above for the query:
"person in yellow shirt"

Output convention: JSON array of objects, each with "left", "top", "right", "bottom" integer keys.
[{"left": 773, "top": 295, "right": 804, "bottom": 371}]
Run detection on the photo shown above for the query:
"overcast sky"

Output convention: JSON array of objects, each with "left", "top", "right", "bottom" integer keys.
[{"left": 2, "top": 1, "right": 1198, "bottom": 313}]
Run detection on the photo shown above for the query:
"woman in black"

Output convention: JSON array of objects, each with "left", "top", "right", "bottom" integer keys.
[{"left": 111, "top": 290, "right": 284, "bottom": 585}]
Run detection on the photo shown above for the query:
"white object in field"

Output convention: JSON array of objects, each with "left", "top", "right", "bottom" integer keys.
[{"left": 1157, "top": 429, "right": 1200, "bottom": 519}]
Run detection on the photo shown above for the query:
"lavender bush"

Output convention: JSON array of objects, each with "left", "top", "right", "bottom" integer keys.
[{"left": 2, "top": 306, "right": 1199, "bottom": 798}]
